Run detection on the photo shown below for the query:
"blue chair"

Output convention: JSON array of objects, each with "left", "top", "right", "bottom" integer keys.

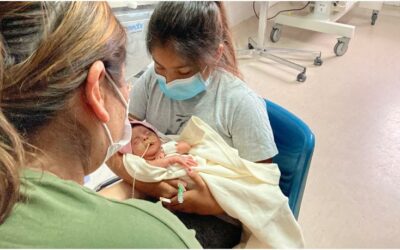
[{"left": 265, "top": 99, "right": 315, "bottom": 219}]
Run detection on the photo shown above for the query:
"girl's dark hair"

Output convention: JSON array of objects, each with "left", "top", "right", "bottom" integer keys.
[{"left": 146, "top": 1, "right": 241, "bottom": 77}]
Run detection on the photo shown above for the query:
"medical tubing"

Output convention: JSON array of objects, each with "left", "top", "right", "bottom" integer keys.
[
  {"left": 131, "top": 143, "right": 151, "bottom": 198},
  {"left": 252, "top": 1, "right": 311, "bottom": 21}
]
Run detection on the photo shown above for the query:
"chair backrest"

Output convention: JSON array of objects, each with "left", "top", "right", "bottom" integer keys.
[{"left": 265, "top": 99, "right": 315, "bottom": 219}]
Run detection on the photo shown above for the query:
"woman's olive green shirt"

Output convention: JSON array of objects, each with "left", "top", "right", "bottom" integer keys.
[{"left": 0, "top": 168, "right": 201, "bottom": 248}]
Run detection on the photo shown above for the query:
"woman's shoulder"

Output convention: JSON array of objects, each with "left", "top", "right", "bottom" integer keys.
[{"left": 0, "top": 168, "right": 200, "bottom": 248}]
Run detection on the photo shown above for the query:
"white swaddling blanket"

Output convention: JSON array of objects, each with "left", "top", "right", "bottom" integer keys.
[{"left": 123, "top": 116, "right": 304, "bottom": 248}]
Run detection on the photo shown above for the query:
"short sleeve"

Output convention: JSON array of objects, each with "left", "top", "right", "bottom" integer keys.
[
  {"left": 129, "top": 68, "right": 152, "bottom": 120},
  {"left": 230, "top": 94, "right": 278, "bottom": 162}
]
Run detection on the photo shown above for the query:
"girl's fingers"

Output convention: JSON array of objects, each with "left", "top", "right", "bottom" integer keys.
[
  {"left": 185, "top": 168, "right": 206, "bottom": 189},
  {"left": 165, "top": 179, "right": 187, "bottom": 188}
]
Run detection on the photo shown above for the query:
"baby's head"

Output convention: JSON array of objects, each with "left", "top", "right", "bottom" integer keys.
[{"left": 123, "top": 121, "right": 162, "bottom": 160}]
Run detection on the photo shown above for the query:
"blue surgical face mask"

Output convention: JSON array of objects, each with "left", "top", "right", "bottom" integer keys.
[{"left": 155, "top": 66, "right": 210, "bottom": 101}]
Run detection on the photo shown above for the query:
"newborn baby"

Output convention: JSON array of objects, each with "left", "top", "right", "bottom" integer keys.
[
  {"left": 120, "top": 120, "right": 197, "bottom": 169},
  {"left": 118, "top": 117, "right": 305, "bottom": 248}
]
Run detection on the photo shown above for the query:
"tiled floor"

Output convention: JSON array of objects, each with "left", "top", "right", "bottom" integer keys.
[{"left": 231, "top": 3, "right": 400, "bottom": 248}]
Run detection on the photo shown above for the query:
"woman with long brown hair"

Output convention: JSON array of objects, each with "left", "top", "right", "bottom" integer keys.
[{"left": 0, "top": 2, "right": 200, "bottom": 247}]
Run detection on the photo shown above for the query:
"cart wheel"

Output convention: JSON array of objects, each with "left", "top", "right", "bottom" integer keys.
[
  {"left": 334, "top": 40, "right": 348, "bottom": 56},
  {"left": 314, "top": 56, "right": 323, "bottom": 66},
  {"left": 270, "top": 27, "right": 281, "bottom": 43},
  {"left": 248, "top": 43, "right": 254, "bottom": 49},
  {"left": 371, "top": 12, "right": 378, "bottom": 25},
  {"left": 297, "top": 72, "right": 306, "bottom": 83}
]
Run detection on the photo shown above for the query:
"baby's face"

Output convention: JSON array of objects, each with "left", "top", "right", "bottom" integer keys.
[{"left": 131, "top": 125, "right": 162, "bottom": 159}]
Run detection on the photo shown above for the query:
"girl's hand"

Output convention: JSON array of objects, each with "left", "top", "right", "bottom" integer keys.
[
  {"left": 135, "top": 180, "right": 178, "bottom": 199},
  {"left": 164, "top": 169, "right": 224, "bottom": 215},
  {"left": 135, "top": 179, "right": 188, "bottom": 199}
]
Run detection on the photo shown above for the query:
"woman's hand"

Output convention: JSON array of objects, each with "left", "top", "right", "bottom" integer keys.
[
  {"left": 106, "top": 152, "right": 132, "bottom": 182},
  {"left": 164, "top": 169, "right": 224, "bottom": 215}
]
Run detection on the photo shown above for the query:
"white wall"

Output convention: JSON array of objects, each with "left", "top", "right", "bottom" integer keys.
[
  {"left": 224, "top": 2, "right": 255, "bottom": 27},
  {"left": 384, "top": 1, "right": 400, "bottom": 6},
  {"left": 109, "top": 1, "right": 282, "bottom": 28},
  {"left": 225, "top": 1, "right": 279, "bottom": 28},
  {"left": 107, "top": 1, "right": 157, "bottom": 8}
]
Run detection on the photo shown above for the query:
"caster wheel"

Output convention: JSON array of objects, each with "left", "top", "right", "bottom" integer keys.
[
  {"left": 314, "top": 56, "right": 323, "bottom": 66},
  {"left": 248, "top": 43, "right": 254, "bottom": 49},
  {"left": 334, "top": 40, "right": 348, "bottom": 56},
  {"left": 270, "top": 27, "right": 281, "bottom": 43},
  {"left": 297, "top": 73, "right": 306, "bottom": 82}
]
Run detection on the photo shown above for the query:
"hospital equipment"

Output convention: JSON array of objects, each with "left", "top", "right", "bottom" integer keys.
[
  {"left": 266, "top": 99, "right": 315, "bottom": 218},
  {"left": 112, "top": 4, "right": 154, "bottom": 81},
  {"left": 178, "top": 183, "right": 186, "bottom": 204},
  {"left": 237, "top": 2, "right": 323, "bottom": 82},
  {"left": 160, "top": 197, "right": 172, "bottom": 203},
  {"left": 271, "top": 1, "right": 383, "bottom": 56}
]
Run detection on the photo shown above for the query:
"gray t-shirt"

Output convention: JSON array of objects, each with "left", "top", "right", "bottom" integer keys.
[{"left": 129, "top": 66, "right": 278, "bottom": 162}]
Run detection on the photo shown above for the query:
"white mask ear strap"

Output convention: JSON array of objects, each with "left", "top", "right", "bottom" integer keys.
[
  {"left": 198, "top": 65, "right": 210, "bottom": 83},
  {"left": 105, "top": 71, "right": 128, "bottom": 108},
  {"left": 102, "top": 123, "right": 114, "bottom": 145},
  {"left": 202, "top": 65, "right": 208, "bottom": 73}
]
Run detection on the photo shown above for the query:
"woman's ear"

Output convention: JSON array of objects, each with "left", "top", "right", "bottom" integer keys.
[{"left": 85, "top": 60, "right": 110, "bottom": 123}]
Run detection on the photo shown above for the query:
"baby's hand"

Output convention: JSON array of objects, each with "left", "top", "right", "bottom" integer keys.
[
  {"left": 176, "top": 141, "right": 192, "bottom": 154},
  {"left": 168, "top": 155, "right": 197, "bottom": 168}
]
